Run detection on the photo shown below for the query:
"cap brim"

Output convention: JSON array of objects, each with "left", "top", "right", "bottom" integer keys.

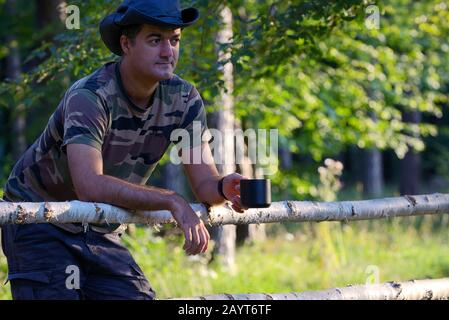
[{"left": 100, "top": 14, "right": 124, "bottom": 56}]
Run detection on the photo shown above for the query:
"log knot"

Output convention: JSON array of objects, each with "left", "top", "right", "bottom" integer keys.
[
  {"left": 14, "top": 205, "right": 27, "bottom": 224},
  {"left": 263, "top": 293, "right": 274, "bottom": 300},
  {"left": 351, "top": 205, "right": 356, "bottom": 217},
  {"left": 43, "top": 202, "right": 53, "bottom": 221},
  {"left": 404, "top": 195, "right": 417, "bottom": 207},
  {"left": 389, "top": 281, "right": 402, "bottom": 289},
  {"left": 202, "top": 202, "right": 213, "bottom": 227},
  {"left": 421, "top": 290, "right": 433, "bottom": 300},
  {"left": 387, "top": 281, "right": 403, "bottom": 299},
  {"left": 224, "top": 293, "right": 235, "bottom": 300},
  {"left": 286, "top": 200, "right": 298, "bottom": 219},
  {"left": 94, "top": 204, "right": 105, "bottom": 223}
]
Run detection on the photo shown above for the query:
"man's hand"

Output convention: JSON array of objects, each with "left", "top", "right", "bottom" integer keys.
[
  {"left": 222, "top": 173, "right": 249, "bottom": 213},
  {"left": 169, "top": 195, "right": 210, "bottom": 255}
]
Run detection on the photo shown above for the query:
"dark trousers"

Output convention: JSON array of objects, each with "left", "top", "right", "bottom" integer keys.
[{"left": 1, "top": 223, "right": 156, "bottom": 300}]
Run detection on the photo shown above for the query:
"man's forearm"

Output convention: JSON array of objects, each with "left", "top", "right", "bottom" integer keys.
[{"left": 78, "top": 174, "right": 179, "bottom": 212}]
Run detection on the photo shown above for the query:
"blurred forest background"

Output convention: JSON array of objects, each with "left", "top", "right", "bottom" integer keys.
[{"left": 1, "top": 0, "right": 449, "bottom": 299}]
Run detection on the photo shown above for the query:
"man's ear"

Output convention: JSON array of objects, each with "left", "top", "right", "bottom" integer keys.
[{"left": 120, "top": 35, "right": 130, "bottom": 55}]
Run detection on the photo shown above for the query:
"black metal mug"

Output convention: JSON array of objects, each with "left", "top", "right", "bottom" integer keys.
[{"left": 240, "top": 179, "right": 271, "bottom": 208}]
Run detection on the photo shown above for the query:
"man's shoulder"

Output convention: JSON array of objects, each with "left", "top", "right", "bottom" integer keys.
[{"left": 67, "top": 61, "right": 118, "bottom": 99}]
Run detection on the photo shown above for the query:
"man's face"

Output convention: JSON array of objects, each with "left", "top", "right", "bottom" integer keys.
[{"left": 124, "top": 24, "right": 181, "bottom": 81}]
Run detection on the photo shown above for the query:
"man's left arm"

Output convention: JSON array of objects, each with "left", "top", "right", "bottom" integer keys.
[{"left": 182, "top": 143, "right": 248, "bottom": 213}]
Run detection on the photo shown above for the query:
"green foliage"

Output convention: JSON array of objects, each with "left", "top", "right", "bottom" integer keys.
[
  {"left": 0, "top": 0, "right": 383, "bottom": 190},
  {"left": 0, "top": 1, "right": 448, "bottom": 196},
  {"left": 234, "top": 0, "right": 449, "bottom": 199}
]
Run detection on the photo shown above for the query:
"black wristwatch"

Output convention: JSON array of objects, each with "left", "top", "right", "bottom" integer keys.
[{"left": 218, "top": 176, "right": 228, "bottom": 200}]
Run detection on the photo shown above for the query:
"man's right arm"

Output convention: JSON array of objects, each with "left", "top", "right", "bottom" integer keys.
[{"left": 67, "top": 143, "right": 209, "bottom": 255}]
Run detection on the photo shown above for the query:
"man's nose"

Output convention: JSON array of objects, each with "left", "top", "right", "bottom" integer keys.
[{"left": 160, "top": 40, "right": 174, "bottom": 58}]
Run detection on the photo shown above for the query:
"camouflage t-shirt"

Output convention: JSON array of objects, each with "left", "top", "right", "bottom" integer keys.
[{"left": 4, "top": 60, "right": 207, "bottom": 233}]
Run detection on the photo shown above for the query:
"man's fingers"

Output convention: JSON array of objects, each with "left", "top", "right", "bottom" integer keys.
[
  {"left": 195, "top": 224, "right": 210, "bottom": 254},
  {"left": 198, "top": 226, "right": 209, "bottom": 254},
  {"left": 223, "top": 173, "right": 248, "bottom": 198},
  {"left": 183, "top": 228, "right": 193, "bottom": 254},
  {"left": 185, "top": 227, "right": 198, "bottom": 255},
  {"left": 191, "top": 227, "right": 201, "bottom": 255},
  {"left": 231, "top": 196, "right": 248, "bottom": 212},
  {"left": 184, "top": 224, "right": 208, "bottom": 255}
]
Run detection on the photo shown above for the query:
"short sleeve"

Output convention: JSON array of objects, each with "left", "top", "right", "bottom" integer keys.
[
  {"left": 174, "top": 86, "right": 209, "bottom": 149},
  {"left": 61, "top": 89, "right": 109, "bottom": 152}
]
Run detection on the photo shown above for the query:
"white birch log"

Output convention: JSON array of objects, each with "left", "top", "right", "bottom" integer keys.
[
  {"left": 0, "top": 200, "right": 205, "bottom": 226},
  {"left": 1, "top": 193, "right": 449, "bottom": 226},
  {"left": 207, "top": 193, "right": 449, "bottom": 225},
  {"left": 174, "top": 278, "right": 449, "bottom": 300}
]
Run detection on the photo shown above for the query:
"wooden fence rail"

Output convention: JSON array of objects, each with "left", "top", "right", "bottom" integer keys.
[
  {"left": 1, "top": 193, "right": 449, "bottom": 226},
  {"left": 1, "top": 194, "right": 449, "bottom": 300},
  {"left": 175, "top": 278, "right": 449, "bottom": 300}
]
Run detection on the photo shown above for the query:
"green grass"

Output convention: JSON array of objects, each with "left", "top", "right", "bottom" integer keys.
[
  {"left": 1, "top": 215, "right": 449, "bottom": 300},
  {"left": 114, "top": 216, "right": 449, "bottom": 298},
  {"left": 0, "top": 251, "right": 9, "bottom": 299}
]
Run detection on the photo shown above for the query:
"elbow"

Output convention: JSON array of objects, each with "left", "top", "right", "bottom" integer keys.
[
  {"left": 77, "top": 193, "right": 93, "bottom": 202},
  {"left": 74, "top": 187, "right": 95, "bottom": 202},
  {"left": 73, "top": 176, "right": 102, "bottom": 202}
]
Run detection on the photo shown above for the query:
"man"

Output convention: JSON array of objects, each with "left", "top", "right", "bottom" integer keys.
[{"left": 0, "top": 0, "right": 247, "bottom": 300}]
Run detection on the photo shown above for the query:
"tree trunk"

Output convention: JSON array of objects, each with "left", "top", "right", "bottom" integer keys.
[
  {"left": 400, "top": 111, "right": 421, "bottom": 195},
  {"left": 5, "top": 0, "right": 26, "bottom": 161},
  {"left": 21, "top": 1, "right": 66, "bottom": 72},
  {"left": 235, "top": 136, "right": 253, "bottom": 245},
  {"left": 361, "top": 148, "right": 384, "bottom": 198},
  {"left": 279, "top": 144, "right": 293, "bottom": 199},
  {"left": 210, "top": 6, "right": 236, "bottom": 270},
  {"left": 280, "top": 146, "right": 293, "bottom": 172},
  {"left": 36, "top": 0, "right": 66, "bottom": 28}
]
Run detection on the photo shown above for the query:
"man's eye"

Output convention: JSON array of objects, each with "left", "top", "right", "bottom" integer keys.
[
  {"left": 149, "top": 39, "right": 160, "bottom": 45},
  {"left": 170, "top": 39, "right": 180, "bottom": 46}
]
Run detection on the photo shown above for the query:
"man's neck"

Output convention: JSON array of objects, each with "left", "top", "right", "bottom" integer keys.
[{"left": 119, "top": 59, "right": 159, "bottom": 109}]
